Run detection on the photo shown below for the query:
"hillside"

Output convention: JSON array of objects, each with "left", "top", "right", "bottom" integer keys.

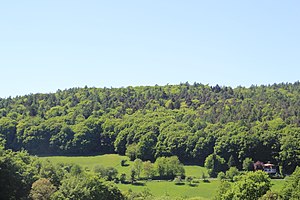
[{"left": 0, "top": 82, "right": 300, "bottom": 173}]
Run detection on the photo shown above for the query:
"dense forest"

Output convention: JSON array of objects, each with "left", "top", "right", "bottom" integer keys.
[{"left": 0, "top": 82, "right": 300, "bottom": 174}]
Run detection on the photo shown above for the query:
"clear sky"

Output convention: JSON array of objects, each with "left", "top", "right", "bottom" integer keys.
[{"left": 0, "top": 1, "right": 299, "bottom": 97}]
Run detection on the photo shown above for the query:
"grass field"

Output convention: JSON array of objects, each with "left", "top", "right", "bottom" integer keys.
[
  {"left": 118, "top": 180, "right": 219, "bottom": 199},
  {"left": 39, "top": 154, "right": 285, "bottom": 199},
  {"left": 39, "top": 154, "right": 208, "bottom": 177},
  {"left": 39, "top": 154, "right": 135, "bottom": 175},
  {"left": 270, "top": 179, "right": 286, "bottom": 192},
  {"left": 118, "top": 179, "right": 284, "bottom": 199}
]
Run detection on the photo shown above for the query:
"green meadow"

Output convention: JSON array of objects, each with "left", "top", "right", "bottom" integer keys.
[
  {"left": 39, "top": 154, "right": 208, "bottom": 178},
  {"left": 39, "top": 154, "right": 134, "bottom": 175},
  {"left": 39, "top": 154, "right": 285, "bottom": 199},
  {"left": 118, "top": 180, "right": 219, "bottom": 199}
]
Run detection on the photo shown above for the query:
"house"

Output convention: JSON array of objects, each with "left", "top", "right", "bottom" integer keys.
[
  {"left": 254, "top": 161, "right": 277, "bottom": 174},
  {"left": 262, "top": 163, "right": 277, "bottom": 174}
]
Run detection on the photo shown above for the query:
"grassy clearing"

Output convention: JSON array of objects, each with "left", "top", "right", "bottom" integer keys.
[
  {"left": 118, "top": 180, "right": 219, "bottom": 200},
  {"left": 118, "top": 179, "right": 285, "bottom": 199},
  {"left": 39, "top": 154, "right": 286, "bottom": 199},
  {"left": 39, "top": 154, "right": 208, "bottom": 177},
  {"left": 271, "top": 179, "right": 285, "bottom": 192},
  {"left": 184, "top": 165, "right": 208, "bottom": 178},
  {"left": 39, "top": 154, "right": 134, "bottom": 175}
]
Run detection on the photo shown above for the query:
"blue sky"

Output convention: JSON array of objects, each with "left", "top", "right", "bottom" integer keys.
[{"left": 0, "top": 1, "right": 299, "bottom": 97}]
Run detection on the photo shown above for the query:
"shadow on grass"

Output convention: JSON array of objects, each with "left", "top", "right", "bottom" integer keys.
[
  {"left": 132, "top": 182, "right": 146, "bottom": 186},
  {"left": 174, "top": 182, "right": 185, "bottom": 186}
]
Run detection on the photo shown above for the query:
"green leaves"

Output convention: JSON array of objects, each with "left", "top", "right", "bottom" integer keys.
[
  {"left": 0, "top": 82, "right": 300, "bottom": 175},
  {"left": 204, "top": 154, "right": 227, "bottom": 178},
  {"left": 215, "top": 171, "right": 271, "bottom": 200},
  {"left": 281, "top": 167, "right": 300, "bottom": 200},
  {"left": 154, "top": 156, "right": 185, "bottom": 179}
]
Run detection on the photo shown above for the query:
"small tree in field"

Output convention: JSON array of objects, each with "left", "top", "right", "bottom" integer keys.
[
  {"left": 154, "top": 156, "right": 185, "bottom": 179},
  {"left": 126, "top": 144, "right": 138, "bottom": 161},
  {"left": 205, "top": 154, "right": 227, "bottom": 178},
  {"left": 121, "top": 159, "right": 128, "bottom": 166},
  {"left": 130, "top": 169, "right": 136, "bottom": 184},
  {"left": 174, "top": 176, "right": 183, "bottom": 185},
  {"left": 217, "top": 172, "right": 226, "bottom": 181},
  {"left": 143, "top": 161, "right": 155, "bottom": 179},
  {"left": 225, "top": 167, "right": 239, "bottom": 182},
  {"left": 185, "top": 176, "right": 193, "bottom": 185},
  {"left": 120, "top": 173, "right": 126, "bottom": 183},
  {"left": 201, "top": 172, "right": 208, "bottom": 182},
  {"left": 132, "top": 159, "right": 143, "bottom": 179}
]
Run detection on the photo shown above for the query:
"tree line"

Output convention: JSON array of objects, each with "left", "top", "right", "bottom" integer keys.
[
  {"left": 0, "top": 82, "right": 300, "bottom": 174},
  {"left": 1, "top": 141, "right": 300, "bottom": 200}
]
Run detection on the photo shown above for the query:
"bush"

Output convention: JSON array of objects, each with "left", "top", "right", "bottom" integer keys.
[
  {"left": 30, "top": 178, "right": 57, "bottom": 200},
  {"left": 155, "top": 156, "right": 185, "bottom": 179},
  {"left": 94, "top": 165, "right": 118, "bottom": 181},
  {"left": 215, "top": 171, "right": 271, "bottom": 200},
  {"left": 174, "top": 176, "right": 184, "bottom": 185},
  {"left": 185, "top": 176, "right": 193, "bottom": 185},
  {"left": 204, "top": 154, "right": 227, "bottom": 178},
  {"left": 225, "top": 167, "right": 239, "bottom": 182},
  {"left": 120, "top": 173, "right": 127, "bottom": 183},
  {"left": 121, "top": 159, "right": 128, "bottom": 166},
  {"left": 217, "top": 172, "right": 226, "bottom": 180},
  {"left": 281, "top": 166, "right": 300, "bottom": 200},
  {"left": 259, "top": 191, "right": 280, "bottom": 200}
]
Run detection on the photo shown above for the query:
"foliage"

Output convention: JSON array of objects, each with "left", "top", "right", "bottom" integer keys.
[
  {"left": 30, "top": 178, "right": 57, "bottom": 200},
  {"left": 185, "top": 176, "right": 193, "bottom": 185},
  {"left": 143, "top": 161, "right": 155, "bottom": 179},
  {"left": 38, "top": 160, "right": 66, "bottom": 186},
  {"left": 225, "top": 167, "right": 239, "bottom": 182},
  {"left": 121, "top": 159, "right": 128, "bottom": 166},
  {"left": 242, "top": 157, "right": 254, "bottom": 171},
  {"left": 126, "top": 144, "right": 139, "bottom": 161},
  {"left": 132, "top": 158, "right": 143, "bottom": 179},
  {"left": 120, "top": 173, "right": 127, "bottom": 183},
  {"left": 94, "top": 165, "right": 118, "bottom": 181},
  {"left": 204, "top": 154, "right": 227, "bottom": 178},
  {"left": 201, "top": 172, "right": 208, "bottom": 182},
  {"left": 217, "top": 172, "right": 226, "bottom": 181},
  {"left": 259, "top": 191, "right": 281, "bottom": 200},
  {"left": 130, "top": 169, "right": 136, "bottom": 183},
  {"left": 154, "top": 156, "right": 185, "bottom": 179},
  {"left": 123, "top": 188, "right": 153, "bottom": 200},
  {"left": 174, "top": 176, "right": 184, "bottom": 185},
  {"left": 281, "top": 166, "right": 300, "bottom": 200},
  {"left": 0, "top": 149, "right": 38, "bottom": 200},
  {"left": 0, "top": 82, "right": 300, "bottom": 173},
  {"left": 52, "top": 175, "right": 124, "bottom": 200},
  {"left": 227, "top": 155, "right": 236, "bottom": 168},
  {"left": 215, "top": 171, "right": 271, "bottom": 200}
]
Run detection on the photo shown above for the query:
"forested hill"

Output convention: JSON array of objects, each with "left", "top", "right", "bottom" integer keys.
[{"left": 0, "top": 82, "right": 300, "bottom": 173}]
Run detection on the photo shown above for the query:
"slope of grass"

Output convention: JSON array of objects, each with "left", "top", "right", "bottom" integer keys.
[
  {"left": 39, "top": 154, "right": 208, "bottom": 178},
  {"left": 118, "top": 180, "right": 219, "bottom": 200},
  {"left": 184, "top": 165, "right": 208, "bottom": 178},
  {"left": 39, "top": 154, "right": 134, "bottom": 175},
  {"left": 118, "top": 179, "right": 285, "bottom": 199},
  {"left": 271, "top": 179, "right": 285, "bottom": 192},
  {"left": 39, "top": 154, "right": 286, "bottom": 199}
]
